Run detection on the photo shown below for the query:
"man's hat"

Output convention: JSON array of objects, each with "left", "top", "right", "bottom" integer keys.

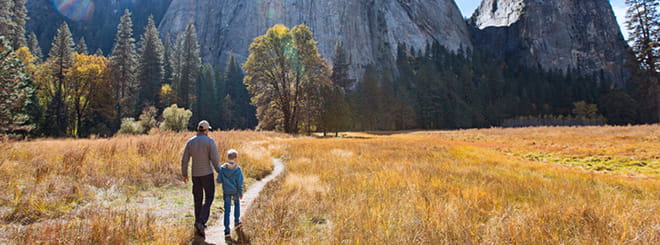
[{"left": 198, "top": 120, "right": 212, "bottom": 130}]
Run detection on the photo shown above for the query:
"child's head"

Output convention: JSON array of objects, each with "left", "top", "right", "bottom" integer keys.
[{"left": 227, "top": 149, "right": 238, "bottom": 161}]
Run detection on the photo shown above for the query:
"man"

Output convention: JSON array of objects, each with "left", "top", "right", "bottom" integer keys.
[{"left": 181, "top": 120, "right": 221, "bottom": 237}]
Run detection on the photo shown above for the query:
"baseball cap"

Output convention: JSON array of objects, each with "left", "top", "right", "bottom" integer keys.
[{"left": 198, "top": 120, "right": 212, "bottom": 130}]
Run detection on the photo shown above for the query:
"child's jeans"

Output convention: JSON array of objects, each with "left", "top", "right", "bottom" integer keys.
[{"left": 223, "top": 194, "right": 241, "bottom": 233}]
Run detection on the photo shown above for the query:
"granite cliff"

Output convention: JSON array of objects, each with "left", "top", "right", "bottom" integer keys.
[
  {"left": 470, "top": 0, "right": 629, "bottom": 85},
  {"left": 26, "top": 0, "right": 172, "bottom": 55},
  {"left": 158, "top": 0, "right": 472, "bottom": 81}
]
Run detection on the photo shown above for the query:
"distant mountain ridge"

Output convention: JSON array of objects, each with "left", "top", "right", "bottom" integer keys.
[
  {"left": 157, "top": 0, "right": 472, "bottom": 82},
  {"left": 470, "top": 0, "right": 629, "bottom": 85},
  {"left": 25, "top": 0, "right": 629, "bottom": 85}
]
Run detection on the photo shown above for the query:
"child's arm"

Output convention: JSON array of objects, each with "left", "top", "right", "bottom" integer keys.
[
  {"left": 238, "top": 168, "right": 244, "bottom": 197},
  {"left": 216, "top": 167, "right": 224, "bottom": 184}
]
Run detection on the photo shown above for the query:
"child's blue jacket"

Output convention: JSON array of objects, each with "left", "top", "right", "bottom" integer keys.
[{"left": 217, "top": 162, "right": 244, "bottom": 195}]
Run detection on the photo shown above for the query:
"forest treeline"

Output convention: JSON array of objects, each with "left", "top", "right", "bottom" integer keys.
[{"left": 1, "top": 0, "right": 658, "bottom": 137}]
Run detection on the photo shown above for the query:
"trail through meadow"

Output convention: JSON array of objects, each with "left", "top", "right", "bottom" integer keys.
[{"left": 194, "top": 158, "right": 285, "bottom": 244}]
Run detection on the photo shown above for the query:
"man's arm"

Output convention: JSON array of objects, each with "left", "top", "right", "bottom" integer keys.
[
  {"left": 181, "top": 142, "right": 191, "bottom": 182},
  {"left": 209, "top": 139, "right": 221, "bottom": 173},
  {"left": 238, "top": 168, "right": 244, "bottom": 197}
]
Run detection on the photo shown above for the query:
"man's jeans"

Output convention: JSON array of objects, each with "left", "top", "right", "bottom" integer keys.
[
  {"left": 192, "top": 174, "right": 215, "bottom": 225},
  {"left": 223, "top": 194, "right": 241, "bottom": 233}
]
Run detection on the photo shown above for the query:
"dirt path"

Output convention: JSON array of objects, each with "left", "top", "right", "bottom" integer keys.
[{"left": 199, "top": 158, "right": 285, "bottom": 244}]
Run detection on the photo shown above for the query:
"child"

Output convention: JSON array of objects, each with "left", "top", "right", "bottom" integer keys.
[{"left": 217, "top": 149, "right": 244, "bottom": 239}]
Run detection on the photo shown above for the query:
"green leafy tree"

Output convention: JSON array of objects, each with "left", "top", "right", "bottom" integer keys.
[
  {"left": 243, "top": 24, "right": 331, "bottom": 134},
  {"left": 109, "top": 9, "right": 139, "bottom": 119},
  {"left": 160, "top": 104, "right": 192, "bottom": 132},
  {"left": 66, "top": 53, "right": 110, "bottom": 137},
  {"left": 572, "top": 101, "right": 599, "bottom": 120},
  {"left": 136, "top": 15, "right": 164, "bottom": 110},
  {"left": 626, "top": 0, "right": 660, "bottom": 122},
  {"left": 0, "top": 36, "right": 34, "bottom": 134}
]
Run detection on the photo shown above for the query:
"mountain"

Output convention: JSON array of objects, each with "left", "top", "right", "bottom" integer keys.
[
  {"left": 470, "top": 0, "right": 629, "bottom": 85},
  {"left": 26, "top": 0, "right": 172, "bottom": 55},
  {"left": 158, "top": 0, "right": 472, "bottom": 81}
]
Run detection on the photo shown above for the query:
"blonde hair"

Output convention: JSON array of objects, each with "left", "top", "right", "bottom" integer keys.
[{"left": 227, "top": 149, "right": 238, "bottom": 160}]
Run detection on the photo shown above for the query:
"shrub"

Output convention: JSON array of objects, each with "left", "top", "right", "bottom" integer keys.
[
  {"left": 138, "top": 106, "right": 159, "bottom": 131},
  {"left": 159, "top": 104, "right": 192, "bottom": 132},
  {"left": 118, "top": 118, "right": 145, "bottom": 134}
]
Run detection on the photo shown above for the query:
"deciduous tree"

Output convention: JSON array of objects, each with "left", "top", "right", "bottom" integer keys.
[{"left": 243, "top": 24, "right": 331, "bottom": 133}]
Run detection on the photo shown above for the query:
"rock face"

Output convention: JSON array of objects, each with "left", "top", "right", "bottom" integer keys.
[
  {"left": 159, "top": 0, "right": 472, "bottom": 80},
  {"left": 470, "top": 0, "right": 629, "bottom": 85},
  {"left": 26, "top": 0, "right": 172, "bottom": 55}
]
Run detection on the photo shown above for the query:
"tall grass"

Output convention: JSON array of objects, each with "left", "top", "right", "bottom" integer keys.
[
  {"left": 244, "top": 126, "right": 659, "bottom": 244},
  {"left": 0, "top": 130, "right": 286, "bottom": 243}
]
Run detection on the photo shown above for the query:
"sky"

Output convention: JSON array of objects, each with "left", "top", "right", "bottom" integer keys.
[{"left": 454, "top": 0, "right": 630, "bottom": 39}]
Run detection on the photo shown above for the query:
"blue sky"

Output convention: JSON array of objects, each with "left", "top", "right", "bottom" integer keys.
[{"left": 454, "top": 0, "right": 630, "bottom": 39}]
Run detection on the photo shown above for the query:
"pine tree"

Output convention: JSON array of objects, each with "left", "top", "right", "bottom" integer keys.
[
  {"left": 136, "top": 15, "right": 164, "bottom": 111},
  {"left": 0, "top": 36, "right": 34, "bottom": 134},
  {"left": 319, "top": 85, "right": 350, "bottom": 136},
  {"left": 196, "top": 64, "right": 216, "bottom": 126},
  {"left": 331, "top": 41, "right": 354, "bottom": 90},
  {"left": 27, "top": 32, "right": 42, "bottom": 60},
  {"left": 94, "top": 48, "right": 103, "bottom": 56},
  {"left": 173, "top": 22, "right": 200, "bottom": 109},
  {"left": 225, "top": 53, "right": 256, "bottom": 129},
  {"left": 9, "top": 0, "right": 27, "bottom": 49},
  {"left": 109, "top": 9, "right": 138, "bottom": 119},
  {"left": 170, "top": 33, "right": 183, "bottom": 102},
  {"left": 162, "top": 33, "right": 174, "bottom": 85},
  {"left": 0, "top": 0, "right": 14, "bottom": 39},
  {"left": 45, "top": 22, "right": 75, "bottom": 137},
  {"left": 625, "top": 0, "right": 660, "bottom": 122},
  {"left": 76, "top": 37, "right": 88, "bottom": 54}
]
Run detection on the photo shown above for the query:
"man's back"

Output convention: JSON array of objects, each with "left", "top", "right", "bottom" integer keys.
[{"left": 181, "top": 133, "right": 221, "bottom": 177}]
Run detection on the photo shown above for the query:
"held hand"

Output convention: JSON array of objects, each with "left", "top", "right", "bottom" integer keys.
[
  {"left": 240, "top": 195, "right": 243, "bottom": 200},
  {"left": 183, "top": 177, "right": 189, "bottom": 184}
]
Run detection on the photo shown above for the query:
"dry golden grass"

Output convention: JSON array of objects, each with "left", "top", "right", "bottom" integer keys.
[
  {"left": 0, "top": 130, "right": 287, "bottom": 244},
  {"left": 244, "top": 126, "right": 659, "bottom": 244},
  {"left": 418, "top": 125, "right": 660, "bottom": 174},
  {"left": 2, "top": 126, "right": 658, "bottom": 244}
]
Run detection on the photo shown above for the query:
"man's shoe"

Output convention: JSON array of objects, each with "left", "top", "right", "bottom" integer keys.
[{"left": 194, "top": 222, "right": 206, "bottom": 237}]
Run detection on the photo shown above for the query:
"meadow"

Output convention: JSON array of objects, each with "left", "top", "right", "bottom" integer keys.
[
  {"left": 1, "top": 125, "right": 658, "bottom": 244},
  {"left": 244, "top": 125, "right": 659, "bottom": 244},
  {"left": 0, "top": 130, "right": 287, "bottom": 243}
]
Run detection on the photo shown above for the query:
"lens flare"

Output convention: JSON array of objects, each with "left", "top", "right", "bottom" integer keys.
[{"left": 52, "top": 0, "right": 95, "bottom": 21}]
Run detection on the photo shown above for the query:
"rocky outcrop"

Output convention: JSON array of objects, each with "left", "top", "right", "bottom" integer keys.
[
  {"left": 26, "top": 0, "right": 172, "bottom": 55},
  {"left": 470, "top": 0, "right": 629, "bottom": 85},
  {"left": 159, "top": 0, "right": 472, "bottom": 81}
]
